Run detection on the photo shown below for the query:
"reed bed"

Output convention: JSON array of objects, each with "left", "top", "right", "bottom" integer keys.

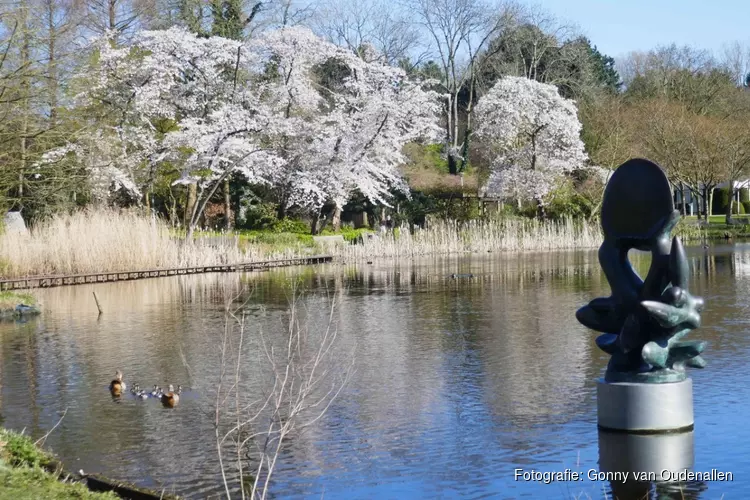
[
  {"left": 341, "top": 218, "right": 603, "bottom": 260},
  {"left": 0, "top": 209, "right": 604, "bottom": 278},
  {"left": 0, "top": 209, "right": 306, "bottom": 278}
]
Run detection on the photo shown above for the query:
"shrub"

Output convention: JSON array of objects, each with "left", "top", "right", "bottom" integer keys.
[
  {"left": 272, "top": 218, "right": 309, "bottom": 234},
  {"left": 712, "top": 188, "right": 730, "bottom": 214},
  {"left": 243, "top": 202, "right": 278, "bottom": 230},
  {"left": 543, "top": 181, "right": 594, "bottom": 220}
]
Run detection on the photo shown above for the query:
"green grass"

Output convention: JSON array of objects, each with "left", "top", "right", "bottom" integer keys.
[
  {"left": 0, "top": 428, "right": 117, "bottom": 499},
  {"left": 683, "top": 215, "right": 742, "bottom": 224},
  {"left": 678, "top": 215, "right": 750, "bottom": 240},
  {"left": 185, "top": 224, "right": 375, "bottom": 256},
  {"left": 0, "top": 291, "right": 36, "bottom": 310}
]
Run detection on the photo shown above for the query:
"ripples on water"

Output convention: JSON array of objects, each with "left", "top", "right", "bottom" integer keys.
[{"left": 1, "top": 245, "right": 749, "bottom": 498}]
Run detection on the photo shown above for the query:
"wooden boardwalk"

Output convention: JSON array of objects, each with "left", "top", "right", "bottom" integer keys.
[{"left": 0, "top": 255, "right": 333, "bottom": 291}]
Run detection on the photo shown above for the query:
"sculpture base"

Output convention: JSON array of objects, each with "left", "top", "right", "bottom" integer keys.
[{"left": 597, "top": 378, "right": 693, "bottom": 433}]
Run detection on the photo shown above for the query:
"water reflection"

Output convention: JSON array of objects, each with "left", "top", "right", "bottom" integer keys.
[
  {"left": 0, "top": 248, "right": 748, "bottom": 498},
  {"left": 598, "top": 430, "right": 706, "bottom": 499}
]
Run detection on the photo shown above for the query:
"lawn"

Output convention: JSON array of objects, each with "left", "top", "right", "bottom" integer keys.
[{"left": 0, "top": 428, "right": 117, "bottom": 500}]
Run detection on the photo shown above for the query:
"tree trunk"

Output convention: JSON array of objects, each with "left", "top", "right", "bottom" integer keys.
[
  {"left": 223, "top": 177, "right": 232, "bottom": 231},
  {"left": 679, "top": 183, "right": 686, "bottom": 216},
  {"left": 310, "top": 210, "right": 321, "bottom": 235},
  {"left": 457, "top": 74, "right": 476, "bottom": 173},
  {"left": 46, "top": 0, "right": 58, "bottom": 124},
  {"left": 18, "top": 0, "right": 31, "bottom": 210},
  {"left": 109, "top": 0, "right": 116, "bottom": 31},
  {"left": 169, "top": 190, "right": 177, "bottom": 226},
  {"left": 277, "top": 188, "right": 288, "bottom": 220},
  {"left": 726, "top": 185, "right": 734, "bottom": 225},
  {"left": 184, "top": 182, "right": 197, "bottom": 229},
  {"left": 331, "top": 206, "right": 341, "bottom": 232},
  {"left": 702, "top": 186, "right": 708, "bottom": 220}
]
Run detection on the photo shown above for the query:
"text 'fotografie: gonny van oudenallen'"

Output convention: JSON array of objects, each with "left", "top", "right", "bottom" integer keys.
[{"left": 514, "top": 469, "right": 734, "bottom": 483}]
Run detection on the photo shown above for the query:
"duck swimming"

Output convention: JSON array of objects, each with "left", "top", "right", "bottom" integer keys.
[
  {"left": 160, "top": 384, "right": 180, "bottom": 408},
  {"left": 109, "top": 370, "right": 126, "bottom": 397}
]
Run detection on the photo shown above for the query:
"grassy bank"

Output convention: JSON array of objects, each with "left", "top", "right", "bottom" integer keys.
[
  {"left": 0, "top": 428, "right": 117, "bottom": 499},
  {"left": 677, "top": 215, "right": 750, "bottom": 240},
  {"left": 0, "top": 291, "right": 36, "bottom": 309},
  {"left": 0, "top": 291, "right": 39, "bottom": 319}
]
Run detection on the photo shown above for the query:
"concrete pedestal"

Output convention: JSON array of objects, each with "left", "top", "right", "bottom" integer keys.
[{"left": 597, "top": 378, "right": 693, "bottom": 433}]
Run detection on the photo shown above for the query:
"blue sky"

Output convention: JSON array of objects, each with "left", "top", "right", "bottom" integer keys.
[{"left": 534, "top": 0, "right": 749, "bottom": 59}]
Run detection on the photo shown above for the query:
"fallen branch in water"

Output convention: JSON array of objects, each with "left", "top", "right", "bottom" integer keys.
[{"left": 35, "top": 407, "right": 67, "bottom": 447}]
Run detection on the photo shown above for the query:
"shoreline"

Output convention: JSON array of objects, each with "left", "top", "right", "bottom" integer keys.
[
  {"left": 0, "top": 427, "right": 179, "bottom": 499},
  {"left": 0, "top": 230, "right": 742, "bottom": 292}
]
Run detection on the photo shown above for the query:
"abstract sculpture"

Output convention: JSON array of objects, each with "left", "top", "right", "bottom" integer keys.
[{"left": 577, "top": 158, "right": 706, "bottom": 384}]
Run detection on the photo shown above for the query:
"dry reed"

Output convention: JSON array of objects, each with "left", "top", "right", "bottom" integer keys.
[
  {"left": 0, "top": 208, "right": 304, "bottom": 278},
  {"left": 342, "top": 218, "right": 602, "bottom": 260},
  {"left": 0, "top": 210, "right": 603, "bottom": 278}
]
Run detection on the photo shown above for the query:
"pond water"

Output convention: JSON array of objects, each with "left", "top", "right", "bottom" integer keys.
[{"left": 1, "top": 244, "right": 749, "bottom": 499}]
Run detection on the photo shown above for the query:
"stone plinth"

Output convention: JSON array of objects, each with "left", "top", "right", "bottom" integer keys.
[{"left": 597, "top": 378, "right": 693, "bottom": 433}]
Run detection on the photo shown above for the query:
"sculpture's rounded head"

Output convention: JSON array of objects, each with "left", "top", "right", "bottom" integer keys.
[{"left": 601, "top": 158, "right": 676, "bottom": 243}]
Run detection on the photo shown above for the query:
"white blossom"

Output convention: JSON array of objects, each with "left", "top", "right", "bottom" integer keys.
[
  {"left": 474, "top": 76, "right": 588, "bottom": 202},
  {"left": 40, "top": 25, "right": 441, "bottom": 214}
]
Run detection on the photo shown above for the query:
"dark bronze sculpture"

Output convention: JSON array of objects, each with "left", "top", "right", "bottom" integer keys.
[{"left": 576, "top": 158, "right": 706, "bottom": 383}]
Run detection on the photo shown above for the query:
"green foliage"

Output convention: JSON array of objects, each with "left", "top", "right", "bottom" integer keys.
[
  {"left": 0, "top": 429, "right": 51, "bottom": 468},
  {"left": 210, "top": 0, "right": 245, "bottom": 40},
  {"left": 392, "top": 189, "right": 435, "bottom": 227},
  {"left": 432, "top": 197, "right": 481, "bottom": 222},
  {"left": 0, "top": 429, "right": 120, "bottom": 499},
  {"left": 243, "top": 202, "right": 279, "bottom": 230},
  {"left": 244, "top": 231, "right": 313, "bottom": 246},
  {"left": 0, "top": 292, "right": 36, "bottom": 309},
  {"left": 0, "top": 464, "right": 119, "bottom": 499},
  {"left": 403, "top": 142, "right": 449, "bottom": 173},
  {"left": 742, "top": 201, "right": 750, "bottom": 214},
  {"left": 712, "top": 188, "right": 730, "bottom": 214},
  {"left": 271, "top": 218, "right": 309, "bottom": 234},
  {"left": 740, "top": 188, "right": 749, "bottom": 204},
  {"left": 586, "top": 40, "right": 621, "bottom": 92},
  {"left": 544, "top": 181, "right": 595, "bottom": 220}
]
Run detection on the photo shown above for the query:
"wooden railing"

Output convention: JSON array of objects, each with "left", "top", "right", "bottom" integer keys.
[{"left": 0, "top": 255, "right": 333, "bottom": 291}]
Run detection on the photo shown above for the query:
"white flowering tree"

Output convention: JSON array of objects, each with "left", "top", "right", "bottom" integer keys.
[
  {"left": 41, "top": 26, "right": 441, "bottom": 236},
  {"left": 473, "top": 76, "right": 587, "bottom": 210},
  {"left": 250, "top": 27, "right": 442, "bottom": 230}
]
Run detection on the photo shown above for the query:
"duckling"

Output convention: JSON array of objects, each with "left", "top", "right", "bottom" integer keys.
[
  {"left": 161, "top": 384, "right": 180, "bottom": 408},
  {"left": 136, "top": 390, "right": 150, "bottom": 400},
  {"left": 109, "top": 370, "right": 126, "bottom": 397},
  {"left": 150, "top": 385, "right": 160, "bottom": 397}
]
